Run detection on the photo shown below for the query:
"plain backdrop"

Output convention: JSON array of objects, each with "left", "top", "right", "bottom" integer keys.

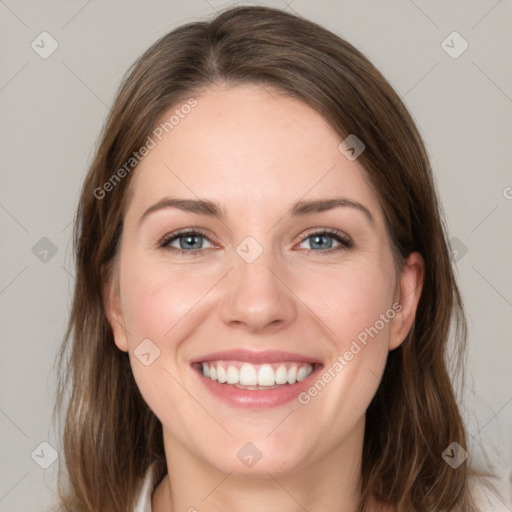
[{"left": 0, "top": 0, "right": 511, "bottom": 510}]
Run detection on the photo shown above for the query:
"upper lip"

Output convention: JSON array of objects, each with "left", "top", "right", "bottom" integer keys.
[{"left": 190, "top": 349, "right": 322, "bottom": 365}]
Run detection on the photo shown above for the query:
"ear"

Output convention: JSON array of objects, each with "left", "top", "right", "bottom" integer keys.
[
  {"left": 388, "top": 251, "right": 425, "bottom": 351},
  {"left": 103, "top": 265, "right": 129, "bottom": 352}
]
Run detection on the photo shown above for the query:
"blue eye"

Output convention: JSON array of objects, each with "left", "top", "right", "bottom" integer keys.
[
  {"left": 160, "top": 230, "right": 213, "bottom": 254},
  {"left": 159, "top": 229, "right": 352, "bottom": 255},
  {"left": 298, "top": 230, "right": 352, "bottom": 252}
]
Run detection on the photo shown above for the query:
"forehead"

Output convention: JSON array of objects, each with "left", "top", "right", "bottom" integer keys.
[{"left": 125, "top": 83, "right": 382, "bottom": 227}]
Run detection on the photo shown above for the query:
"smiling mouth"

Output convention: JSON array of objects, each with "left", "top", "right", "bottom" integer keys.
[{"left": 193, "top": 360, "right": 318, "bottom": 389}]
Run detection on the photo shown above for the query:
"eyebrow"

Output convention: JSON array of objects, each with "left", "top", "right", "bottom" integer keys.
[{"left": 139, "top": 196, "right": 375, "bottom": 226}]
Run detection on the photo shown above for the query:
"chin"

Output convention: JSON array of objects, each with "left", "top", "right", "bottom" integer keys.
[{"left": 200, "top": 438, "right": 311, "bottom": 478}]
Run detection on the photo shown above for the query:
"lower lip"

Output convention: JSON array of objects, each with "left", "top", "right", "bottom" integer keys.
[{"left": 192, "top": 364, "right": 322, "bottom": 409}]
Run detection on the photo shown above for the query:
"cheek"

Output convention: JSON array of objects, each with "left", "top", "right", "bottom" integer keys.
[
  {"left": 293, "top": 258, "right": 396, "bottom": 346},
  {"left": 288, "top": 264, "right": 394, "bottom": 441},
  {"left": 120, "top": 258, "right": 210, "bottom": 341},
  {"left": 120, "top": 249, "right": 396, "bottom": 353},
  {"left": 118, "top": 259, "right": 210, "bottom": 422}
]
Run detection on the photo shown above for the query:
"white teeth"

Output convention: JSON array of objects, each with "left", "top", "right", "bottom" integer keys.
[
  {"left": 226, "top": 366, "right": 238, "bottom": 384},
  {"left": 287, "top": 365, "right": 297, "bottom": 385},
  {"left": 217, "top": 365, "right": 227, "bottom": 383},
  {"left": 200, "top": 361, "right": 315, "bottom": 387},
  {"left": 257, "top": 364, "right": 274, "bottom": 386},
  {"left": 275, "top": 364, "right": 288, "bottom": 385},
  {"left": 239, "top": 363, "right": 257, "bottom": 385},
  {"left": 297, "top": 366, "right": 313, "bottom": 382}
]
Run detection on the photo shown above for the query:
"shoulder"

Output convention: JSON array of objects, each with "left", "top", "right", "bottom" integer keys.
[{"left": 134, "top": 463, "right": 160, "bottom": 512}]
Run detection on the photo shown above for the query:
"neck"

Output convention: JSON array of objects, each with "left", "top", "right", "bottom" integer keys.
[{"left": 153, "top": 417, "right": 367, "bottom": 512}]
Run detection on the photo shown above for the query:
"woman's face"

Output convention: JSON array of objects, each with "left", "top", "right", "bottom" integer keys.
[{"left": 106, "top": 83, "right": 423, "bottom": 477}]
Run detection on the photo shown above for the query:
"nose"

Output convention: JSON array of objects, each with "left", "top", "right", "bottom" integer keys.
[{"left": 219, "top": 247, "right": 298, "bottom": 334}]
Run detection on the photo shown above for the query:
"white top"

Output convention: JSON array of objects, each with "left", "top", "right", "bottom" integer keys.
[
  {"left": 133, "top": 463, "right": 159, "bottom": 512},
  {"left": 131, "top": 466, "right": 505, "bottom": 511}
]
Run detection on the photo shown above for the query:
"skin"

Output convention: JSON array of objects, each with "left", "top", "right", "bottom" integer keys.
[{"left": 105, "top": 83, "right": 424, "bottom": 512}]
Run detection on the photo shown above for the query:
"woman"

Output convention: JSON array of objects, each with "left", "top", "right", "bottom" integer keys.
[{"left": 53, "top": 5, "right": 493, "bottom": 511}]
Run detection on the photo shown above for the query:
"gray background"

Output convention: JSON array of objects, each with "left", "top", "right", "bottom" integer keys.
[{"left": 1, "top": 0, "right": 511, "bottom": 510}]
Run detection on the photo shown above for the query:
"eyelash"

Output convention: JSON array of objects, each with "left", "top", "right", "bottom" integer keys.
[{"left": 158, "top": 228, "right": 353, "bottom": 256}]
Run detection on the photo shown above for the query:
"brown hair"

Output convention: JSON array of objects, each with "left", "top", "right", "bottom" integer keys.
[{"left": 53, "top": 5, "right": 493, "bottom": 511}]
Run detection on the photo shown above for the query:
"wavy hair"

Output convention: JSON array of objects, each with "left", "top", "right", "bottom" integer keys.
[{"left": 53, "top": 5, "right": 493, "bottom": 511}]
